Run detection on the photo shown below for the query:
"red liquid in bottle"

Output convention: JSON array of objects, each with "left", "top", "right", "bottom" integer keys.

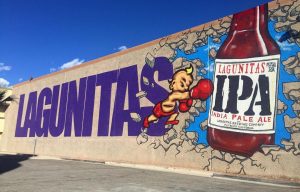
[{"left": 207, "top": 4, "right": 280, "bottom": 157}]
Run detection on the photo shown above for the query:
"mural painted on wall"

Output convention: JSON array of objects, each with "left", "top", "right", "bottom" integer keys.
[
  {"left": 14, "top": 1, "right": 299, "bottom": 175},
  {"left": 140, "top": 66, "right": 213, "bottom": 136},
  {"left": 136, "top": 2, "right": 300, "bottom": 174}
]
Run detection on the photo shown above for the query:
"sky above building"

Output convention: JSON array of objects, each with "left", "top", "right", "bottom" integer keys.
[{"left": 0, "top": 0, "right": 272, "bottom": 87}]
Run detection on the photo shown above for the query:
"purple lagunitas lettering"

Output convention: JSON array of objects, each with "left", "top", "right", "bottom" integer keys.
[
  {"left": 207, "top": 4, "right": 280, "bottom": 157},
  {"left": 15, "top": 57, "right": 174, "bottom": 138}
]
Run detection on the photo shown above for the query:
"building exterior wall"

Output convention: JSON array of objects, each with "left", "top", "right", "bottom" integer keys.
[
  {"left": 0, "top": 88, "right": 12, "bottom": 141},
  {"left": 1, "top": 0, "right": 299, "bottom": 181},
  {"left": 0, "top": 106, "right": 5, "bottom": 141}
]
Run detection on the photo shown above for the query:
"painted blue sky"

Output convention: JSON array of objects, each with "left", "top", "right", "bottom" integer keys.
[{"left": 0, "top": 0, "right": 272, "bottom": 87}]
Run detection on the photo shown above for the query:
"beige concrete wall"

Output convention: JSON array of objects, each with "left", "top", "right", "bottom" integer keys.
[
  {"left": 1, "top": 0, "right": 300, "bottom": 181},
  {"left": 0, "top": 88, "right": 12, "bottom": 141},
  {"left": 0, "top": 107, "right": 4, "bottom": 141}
]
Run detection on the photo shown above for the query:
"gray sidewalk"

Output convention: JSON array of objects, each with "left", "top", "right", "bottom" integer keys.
[{"left": 0, "top": 154, "right": 299, "bottom": 192}]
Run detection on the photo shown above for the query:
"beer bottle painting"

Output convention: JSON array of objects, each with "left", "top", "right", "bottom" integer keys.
[{"left": 207, "top": 4, "right": 281, "bottom": 157}]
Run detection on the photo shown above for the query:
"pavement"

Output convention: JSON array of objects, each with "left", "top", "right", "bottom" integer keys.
[{"left": 0, "top": 153, "right": 299, "bottom": 192}]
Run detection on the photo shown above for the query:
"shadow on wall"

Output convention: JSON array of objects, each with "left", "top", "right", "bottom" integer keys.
[{"left": 0, "top": 154, "right": 34, "bottom": 175}]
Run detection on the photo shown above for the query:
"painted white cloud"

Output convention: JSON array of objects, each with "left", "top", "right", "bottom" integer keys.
[
  {"left": 59, "top": 58, "right": 85, "bottom": 70},
  {"left": 118, "top": 45, "right": 128, "bottom": 51},
  {"left": 0, "top": 78, "right": 10, "bottom": 87},
  {"left": 275, "top": 34, "right": 294, "bottom": 51},
  {"left": 277, "top": 40, "right": 293, "bottom": 51},
  {"left": 0, "top": 63, "right": 12, "bottom": 72},
  {"left": 205, "top": 63, "right": 215, "bottom": 73}
]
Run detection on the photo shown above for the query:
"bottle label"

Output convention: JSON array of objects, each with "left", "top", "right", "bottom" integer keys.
[{"left": 208, "top": 55, "right": 280, "bottom": 134}]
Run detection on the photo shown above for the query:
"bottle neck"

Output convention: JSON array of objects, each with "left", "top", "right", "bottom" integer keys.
[
  {"left": 216, "top": 3, "right": 279, "bottom": 58},
  {"left": 229, "top": 4, "right": 268, "bottom": 32}
]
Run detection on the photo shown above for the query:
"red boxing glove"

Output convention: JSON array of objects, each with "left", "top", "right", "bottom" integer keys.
[
  {"left": 178, "top": 99, "right": 193, "bottom": 112},
  {"left": 190, "top": 79, "right": 213, "bottom": 100}
]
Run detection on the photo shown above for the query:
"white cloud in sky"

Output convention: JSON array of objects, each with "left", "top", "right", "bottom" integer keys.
[
  {"left": 59, "top": 58, "right": 85, "bottom": 70},
  {"left": 50, "top": 58, "right": 85, "bottom": 72},
  {"left": 118, "top": 45, "right": 128, "bottom": 51},
  {"left": 0, "top": 78, "right": 10, "bottom": 87},
  {"left": 0, "top": 63, "right": 12, "bottom": 72},
  {"left": 18, "top": 78, "right": 23, "bottom": 82},
  {"left": 50, "top": 68, "right": 57, "bottom": 72}
]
